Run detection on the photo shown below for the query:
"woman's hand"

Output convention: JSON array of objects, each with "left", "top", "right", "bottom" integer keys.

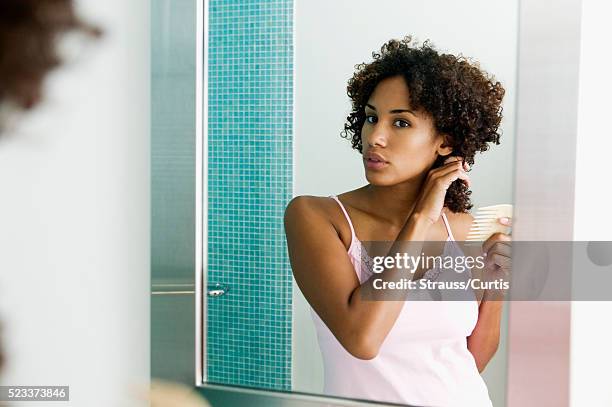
[
  {"left": 412, "top": 156, "right": 471, "bottom": 224},
  {"left": 481, "top": 217, "right": 512, "bottom": 300}
]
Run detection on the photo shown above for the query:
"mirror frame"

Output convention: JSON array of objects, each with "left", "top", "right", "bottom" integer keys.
[{"left": 193, "top": 0, "right": 584, "bottom": 405}]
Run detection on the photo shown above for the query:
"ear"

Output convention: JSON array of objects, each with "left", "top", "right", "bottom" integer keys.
[{"left": 436, "top": 133, "right": 454, "bottom": 157}]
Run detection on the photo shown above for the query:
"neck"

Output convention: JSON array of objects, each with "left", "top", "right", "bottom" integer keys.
[{"left": 361, "top": 175, "right": 428, "bottom": 227}]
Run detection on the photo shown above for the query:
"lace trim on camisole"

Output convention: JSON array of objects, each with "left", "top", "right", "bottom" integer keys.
[{"left": 330, "top": 195, "right": 456, "bottom": 282}]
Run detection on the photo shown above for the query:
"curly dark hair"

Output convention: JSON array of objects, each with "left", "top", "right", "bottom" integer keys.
[
  {"left": 341, "top": 36, "right": 505, "bottom": 213},
  {"left": 0, "top": 0, "right": 101, "bottom": 111}
]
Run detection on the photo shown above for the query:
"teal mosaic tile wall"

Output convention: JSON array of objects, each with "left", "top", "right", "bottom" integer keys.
[{"left": 207, "top": 0, "right": 293, "bottom": 390}]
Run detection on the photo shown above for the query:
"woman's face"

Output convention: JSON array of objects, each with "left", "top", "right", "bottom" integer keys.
[{"left": 361, "top": 75, "right": 451, "bottom": 185}]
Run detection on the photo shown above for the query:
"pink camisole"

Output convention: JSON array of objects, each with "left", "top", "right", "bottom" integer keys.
[{"left": 309, "top": 195, "right": 493, "bottom": 406}]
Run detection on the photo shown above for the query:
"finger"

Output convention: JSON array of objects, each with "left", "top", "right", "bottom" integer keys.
[
  {"left": 443, "top": 156, "right": 464, "bottom": 165},
  {"left": 443, "top": 156, "right": 470, "bottom": 172},
  {"left": 482, "top": 234, "right": 511, "bottom": 253},
  {"left": 486, "top": 242, "right": 512, "bottom": 258},
  {"left": 430, "top": 159, "right": 472, "bottom": 188},
  {"left": 435, "top": 167, "right": 471, "bottom": 189},
  {"left": 444, "top": 156, "right": 472, "bottom": 172},
  {"left": 428, "top": 157, "right": 463, "bottom": 177},
  {"left": 434, "top": 158, "right": 466, "bottom": 177},
  {"left": 498, "top": 217, "right": 512, "bottom": 226},
  {"left": 427, "top": 159, "right": 465, "bottom": 182},
  {"left": 484, "top": 252, "right": 511, "bottom": 270},
  {"left": 482, "top": 233, "right": 511, "bottom": 253}
]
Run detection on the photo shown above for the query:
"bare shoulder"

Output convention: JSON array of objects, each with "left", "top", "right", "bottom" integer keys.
[
  {"left": 284, "top": 195, "right": 351, "bottom": 247},
  {"left": 284, "top": 195, "right": 342, "bottom": 232},
  {"left": 443, "top": 208, "right": 475, "bottom": 242},
  {"left": 284, "top": 195, "right": 334, "bottom": 221}
]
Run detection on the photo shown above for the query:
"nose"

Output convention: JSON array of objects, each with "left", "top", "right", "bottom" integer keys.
[{"left": 365, "top": 123, "right": 388, "bottom": 148}]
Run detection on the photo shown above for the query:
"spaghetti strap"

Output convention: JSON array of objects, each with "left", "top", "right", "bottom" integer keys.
[
  {"left": 329, "top": 195, "right": 357, "bottom": 246},
  {"left": 440, "top": 211, "right": 456, "bottom": 241}
]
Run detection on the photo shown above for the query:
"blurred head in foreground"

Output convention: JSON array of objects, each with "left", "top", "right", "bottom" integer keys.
[
  {"left": 0, "top": 0, "right": 101, "bottom": 115},
  {"left": 0, "top": 5, "right": 210, "bottom": 407},
  {"left": 0, "top": 0, "right": 100, "bottom": 373}
]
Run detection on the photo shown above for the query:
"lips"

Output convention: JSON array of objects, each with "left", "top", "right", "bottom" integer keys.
[
  {"left": 364, "top": 151, "right": 388, "bottom": 163},
  {"left": 364, "top": 151, "right": 389, "bottom": 170}
]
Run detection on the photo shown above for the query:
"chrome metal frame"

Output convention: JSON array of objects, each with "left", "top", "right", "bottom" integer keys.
[
  {"left": 197, "top": 383, "right": 413, "bottom": 407},
  {"left": 194, "top": 0, "right": 206, "bottom": 387}
]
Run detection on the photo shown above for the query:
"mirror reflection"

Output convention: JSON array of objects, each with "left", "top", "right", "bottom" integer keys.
[{"left": 203, "top": 0, "right": 517, "bottom": 405}]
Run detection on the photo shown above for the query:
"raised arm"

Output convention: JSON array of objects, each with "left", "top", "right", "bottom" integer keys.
[
  {"left": 284, "top": 196, "right": 432, "bottom": 359},
  {"left": 285, "top": 157, "right": 470, "bottom": 359}
]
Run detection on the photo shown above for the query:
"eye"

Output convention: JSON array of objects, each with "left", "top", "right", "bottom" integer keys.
[{"left": 364, "top": 115, "right": 410, "bottom": 128}]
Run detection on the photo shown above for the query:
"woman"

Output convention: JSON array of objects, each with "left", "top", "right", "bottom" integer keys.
[{"left": 284, "top": 36, "right": 510, "bottom": 406}]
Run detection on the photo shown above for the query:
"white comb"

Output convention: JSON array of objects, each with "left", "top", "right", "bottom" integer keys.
[{"left": 466, "top": 204, "right": 513, "bottom": 242}]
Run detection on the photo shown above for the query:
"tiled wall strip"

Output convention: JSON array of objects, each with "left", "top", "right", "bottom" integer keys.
[{"left": 207, "top": 0, "right": 294, "bottom": 390}]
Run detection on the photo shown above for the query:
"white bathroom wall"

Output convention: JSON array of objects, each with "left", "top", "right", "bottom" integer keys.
[
  {"left": 0, "top": 1, "right": 150, "bottom": 406},
  {"left": 571, "top": 1, "right": 612, "bottom": 405},
  {"left": 293, "top": 0, "right": 518, "bottom": 403}
]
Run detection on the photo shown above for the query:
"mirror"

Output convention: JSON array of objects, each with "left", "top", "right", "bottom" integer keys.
[{"left": 200, "top": 0, "right": 517, "bottom": 405}]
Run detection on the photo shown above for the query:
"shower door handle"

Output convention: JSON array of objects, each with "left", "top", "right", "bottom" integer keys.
[{"left": 207, "top": 283, "right": 229, "bottom": 297}]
